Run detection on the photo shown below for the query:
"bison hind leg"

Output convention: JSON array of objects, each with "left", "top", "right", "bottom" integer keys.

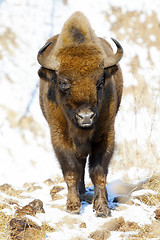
[
  {"left": 78, "top": 181, "right": 86, "bottom": 195},
  {"left": 78, "top": 158, "right": 86, "bottom": 195}
]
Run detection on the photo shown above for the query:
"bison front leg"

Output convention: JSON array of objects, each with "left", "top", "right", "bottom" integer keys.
[
  {"left": 54, "top": 149, "right": 85, "bottom": 214},
  {"left": 64, "top": 171, "right": 81, "bottom": 214},
  {"left": 89, "top": 133, "right": 114, "bottom": 217}
]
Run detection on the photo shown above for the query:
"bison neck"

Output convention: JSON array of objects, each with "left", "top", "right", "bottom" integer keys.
[{"left": 68, "top": 123, "right": 94, "bottom": 158}]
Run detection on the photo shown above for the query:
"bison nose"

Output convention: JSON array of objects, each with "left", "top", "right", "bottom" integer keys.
[{"left": 76, "top": 109, "right": 96, "bottom": 127}]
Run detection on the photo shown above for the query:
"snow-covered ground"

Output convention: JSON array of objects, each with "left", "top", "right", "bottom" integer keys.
[{"left": 0, "top": 0, "right": 160, "bottom": 239}]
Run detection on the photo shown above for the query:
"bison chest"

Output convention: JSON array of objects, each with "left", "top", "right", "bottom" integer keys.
[{"left": 72, "top": 135, "right": 92, "bottom": 159}]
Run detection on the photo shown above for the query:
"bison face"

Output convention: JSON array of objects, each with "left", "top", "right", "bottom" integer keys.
[
  {"left": 56, "top": 67, "right": 106, "bottom": 129},
  {"left": 38, "top": 65, "right": 109, "bottom": 129}
]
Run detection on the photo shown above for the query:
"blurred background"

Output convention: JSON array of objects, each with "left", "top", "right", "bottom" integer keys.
[{"left": 0, "top": 0, "right": 160, "bottom": 186}]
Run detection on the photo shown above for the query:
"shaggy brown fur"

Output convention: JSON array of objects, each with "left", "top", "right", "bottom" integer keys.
[{"left": 37, "top": 12, "right": 123, "bottom": 217}]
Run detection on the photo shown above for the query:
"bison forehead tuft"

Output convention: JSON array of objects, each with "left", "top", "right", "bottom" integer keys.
[
  {"left": 57, "top": 44, "right": 104, "bottom": 76},
  {"left": 70, "top": 28, "right": 86, "bottom": 44}
]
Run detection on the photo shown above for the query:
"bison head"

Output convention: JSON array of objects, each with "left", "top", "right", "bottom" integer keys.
[{"left": 37, "top": 12, "right": 123, "bottom": 129}]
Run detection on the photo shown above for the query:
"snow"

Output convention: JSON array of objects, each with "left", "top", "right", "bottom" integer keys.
[{"left": 0, "top": 0, "right": 160, "bottom": 239}]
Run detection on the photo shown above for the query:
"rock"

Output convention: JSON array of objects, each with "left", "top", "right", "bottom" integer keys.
[
  {"left": 15, "top": 199, "right": 45, "bottom": 217},
  {"left": 101, "top": 216, "right": 125, "bottom": 232},
  {"left": 118, "top": 221, "right": 140, "bottom": 232},
  {"left": 0, "top": 183, "right": 13, "bottom": 191},
  {"left": 89, "top": 216, "right": 140, "bottom": 239},
  {"left": 128, "top": 199, "right": 134, "bottom": 205},
  {"left": 79, "top": 222, "right": 86, "bottom": 228},
  {"left": 154, "top": 208, "right": 160, "bottom": 219},
  {"left": 0, "top": 183, "right": 22, "bottom": 196},
  {"left": 12, "top": 228, "right": 45, "bottom": 240},
  {"left": 10, "top": 218, "right": 29, "bottom": 231},
  {"left": 113, "top": 195, "right": 130, "bottom": 204},
  {"left": 29, "top": 199, "right": 45, "bottom": 213},
  {"left": 50, "top": 186, "right": 64, "bottom": 200},
  {"left": 43, "top": 178, "right": 54, "bottom": 186},
  {"left": 10, "top": 217, "right": 41, "bottom": 230},
  {"left": 16, "top": 205, "right": 36, "bottom": 216},
  {"left": 51, "top": 194, "right": 63, "bottom": 201},
  {"left": 0, "top": 184, "right": 15, "bottom": 195},
  {"left": 50, "top": 186, "right": 64, "bottom": 195},
  {"left": 10, "top": 217, "right": 42, "bottom": 239},
  {"left": 23, "top": 182, "right": 42, "bottom": 192},
  {"left": 135, "top": 203, "right": 140, "bottom": 206},
  {"left": 10, "top": 218, "right": 30, "bottom": 238},
  {"left": 110, "top": 180, "right": 143, "bottom": 196}
]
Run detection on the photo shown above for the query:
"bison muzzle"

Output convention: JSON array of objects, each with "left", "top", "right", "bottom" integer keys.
[{"left": 37, "top": 11, "right": 123, "bottom": 217}]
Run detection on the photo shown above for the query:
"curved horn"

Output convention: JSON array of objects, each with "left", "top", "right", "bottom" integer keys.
[
  {"left": 37, "top": 40, "right": 59, "bottom": 70},
  {"left": 37, "top": 41, "right": 52, "bottom": 65},
  {"left": 38, "top": 41, "right": 52, "bottom": 55},
  {"left": 104, "top": 38, "right": 123, "bottom": 68}
]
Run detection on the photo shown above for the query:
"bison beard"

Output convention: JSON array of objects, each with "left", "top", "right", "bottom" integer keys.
[{"left": 37, "top": 12, "right": 123, "bottom": 217}]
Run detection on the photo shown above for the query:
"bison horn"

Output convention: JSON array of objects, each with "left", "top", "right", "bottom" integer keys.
[
  {"left": 104, "top": 38, "right": 123, "bottom": 68},
  {"left": 37, "top": 40, "right": 59, "bottom": 70}
]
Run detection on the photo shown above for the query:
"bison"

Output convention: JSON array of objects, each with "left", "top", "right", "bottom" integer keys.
[{"left": 37, "top": 12, "right": 123, "bottom": 217}]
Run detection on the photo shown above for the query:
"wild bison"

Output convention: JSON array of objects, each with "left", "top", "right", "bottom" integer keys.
[{"left": 37, "top": 11, "right": 123, "bottom": 217}]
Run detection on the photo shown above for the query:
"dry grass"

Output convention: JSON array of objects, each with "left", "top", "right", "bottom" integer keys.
[
  {"left": 124, "top": 221, "right": 160, "bottom": 239},
  {"left": 143, "top": 174, "right": 160, "bottom": 193},
  {"left": 0, "top": 177, "right": 159, "bottom": 239},
  {"left": 41, "top": 222, "right": 55, "bottom": 233},
  {"left": 0, "top": 202, "right": 11, "bottom": 211},
  {"left": 105, "top": 8, "right": 160, "bottom": 178},
  {"left": 0, "top": 212, "right": 12, "bottom": 240},
  {"left": 135, "top": 193, "right": 160, "bottom": 206},
  {"left": 0, "top": 185, "right": 47, "bottom": 239},
  {"left": 133, "top": 175, "right": 160, "bottom": 206},
  {"left": 11, "top": 228, "right": 46, "bottom": 240},
  {"left": 0, "top": 184, "right": 24, "bottom": 198}
]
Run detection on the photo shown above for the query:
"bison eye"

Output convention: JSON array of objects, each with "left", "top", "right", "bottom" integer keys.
[
  {"left": 97, "top": 72, "right": 105, "bottom": 90},
  {"left": 97, "top": 81, "right": 103, "bottom": 89},
  {"left": 58, "top": 76, "right": 71, "bottom": 92}
]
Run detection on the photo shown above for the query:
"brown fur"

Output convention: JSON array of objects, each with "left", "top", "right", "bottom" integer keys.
[{"left": 38, "top": 12, "right": 123, "bottom": 217}]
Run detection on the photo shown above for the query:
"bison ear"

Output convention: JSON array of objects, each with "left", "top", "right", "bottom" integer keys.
[
  {"left": 104, "top": 65, "right": 119, "bottom": 78},
  {"left": 38, "top": 67, "right": 57, "bottom": 83}
]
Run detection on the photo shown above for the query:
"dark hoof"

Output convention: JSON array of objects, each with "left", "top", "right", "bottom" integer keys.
[
  {"left": 95, "top": 209, "right": 111, "bottom": 218},
  {"left": 66, "top": 198, "right": 81, "bottom": 214},
  {"left": 93, "top": 197, "right": 110, "bottom": 218}
]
